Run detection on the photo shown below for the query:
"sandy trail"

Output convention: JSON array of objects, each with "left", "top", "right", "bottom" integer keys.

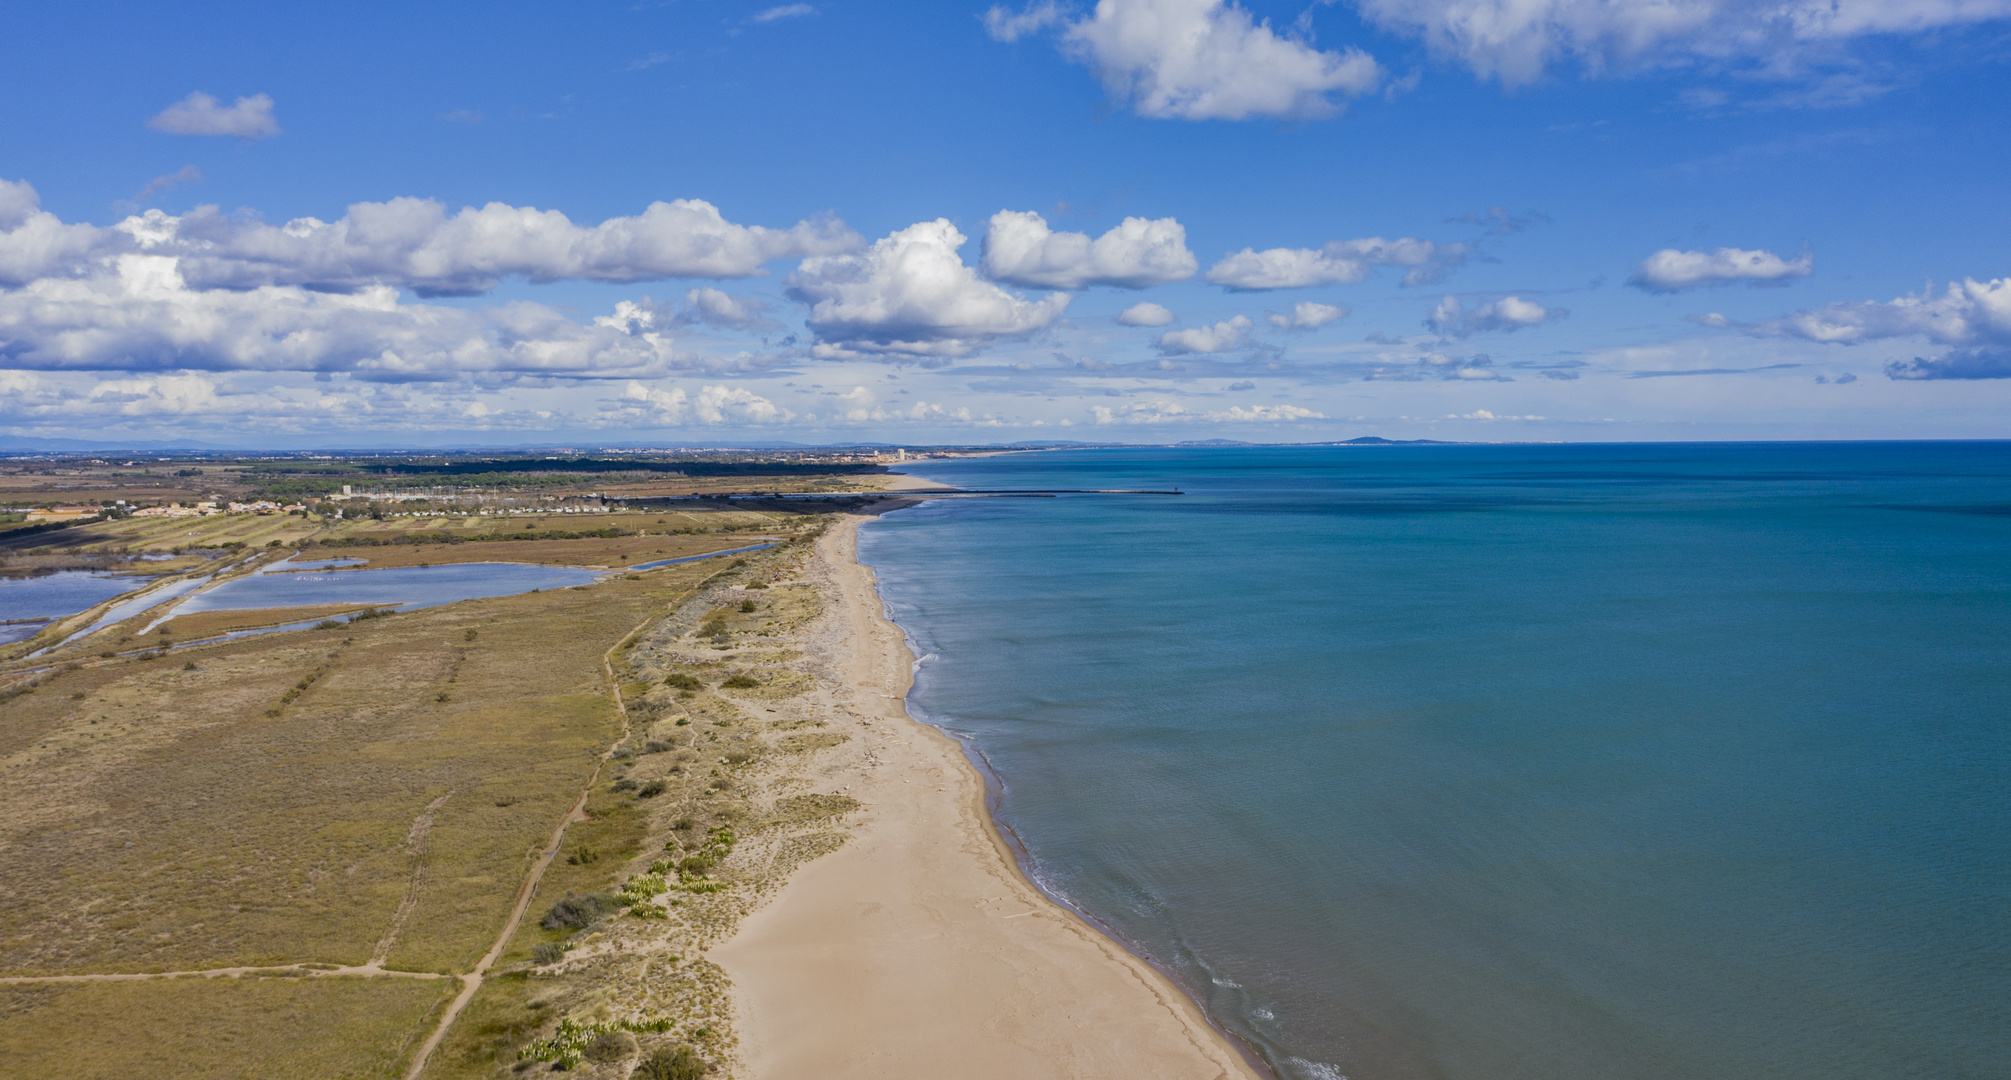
[{"left": 712, "top": 511, "right": 1263, "bottom": 1080}]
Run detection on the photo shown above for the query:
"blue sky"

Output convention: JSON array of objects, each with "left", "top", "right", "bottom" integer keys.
[{"left": 2, "top": 0, "right": 2009, "bottom": 446}]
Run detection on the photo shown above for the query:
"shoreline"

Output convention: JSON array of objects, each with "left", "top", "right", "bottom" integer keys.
[{"left": 712, "top": 505, "right": 1266, "bottom": 1080}]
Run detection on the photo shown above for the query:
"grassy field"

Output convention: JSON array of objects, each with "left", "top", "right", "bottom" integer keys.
[
  {"left": 0, "top": 977, "right": 453, "bottom": 1080},
  {"left": 0, "top": 502, "right": 871, "bottom": 1077}
]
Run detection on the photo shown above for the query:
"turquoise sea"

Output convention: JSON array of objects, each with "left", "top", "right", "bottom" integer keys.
[{"left": 857, "top": 444, "right": 2009, "bottom": 1080}]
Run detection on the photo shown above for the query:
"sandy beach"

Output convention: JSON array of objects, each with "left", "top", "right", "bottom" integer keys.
[{"left": 712, "top": 509, "right": 1264, "bottom": 1080}]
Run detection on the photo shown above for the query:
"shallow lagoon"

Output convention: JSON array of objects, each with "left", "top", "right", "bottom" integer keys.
[
  {"left": 169, "top": 559, "right": 605, "bottom": 619},
  {"left": 0, "top": 570, "right": 158, "bottom": 645}
]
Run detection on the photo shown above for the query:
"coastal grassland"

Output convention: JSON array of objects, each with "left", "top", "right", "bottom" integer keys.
[
  {"left": 0, "top": 977, "right": 451, "bottom": 1080},
  {"left": 0, "top": 529, "right": 799, "bottom": 1077},
  {"left": 0, "top": 562, "right": 722, "bottom": 975},
  {"left": 297, "top": 528, "right": 774, "bottom": 571},
  {"left": 420, "top": 526, "right": 867, "bottom": 1080}
]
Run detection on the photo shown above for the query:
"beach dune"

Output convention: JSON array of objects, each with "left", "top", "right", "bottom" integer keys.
[{"left": 712, "top": 513, "right": 1262, "bottom": 1080}]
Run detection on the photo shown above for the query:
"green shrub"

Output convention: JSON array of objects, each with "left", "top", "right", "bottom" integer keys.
[
  {"left": 565, "top": 845, "right": 601, "bottom": 866},
  {"left": 530, "top": 942, "right": 566, "bottom": 965},
  {"left": 643, "top": 739, "right": 672, "bottom": 754},
  {"left": 635, "top": 1045, "right": 706, "bottom": 1080},
  {"left": 739, "top": 599, "right": 757, "bottom": 613},
  {"left": 637, "top": 779, "right": 667, "bottom": 798},
  {"left": 663, "top": 673, "right": 703, "bottom": 691},
  {"left": 539, "top": 892, "right": 619, "bottom": 931},
  {"left": 720, "top": 674, "right": 760, "bottom": 690},
  {"left": 585, "top": 1030, "right": 638, "bottom": 1064},
  {"left": 612, "top": 778, "right": 638, "bottom": 792}
]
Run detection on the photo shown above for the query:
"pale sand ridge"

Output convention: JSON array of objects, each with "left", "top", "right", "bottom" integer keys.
[{"left": 712, "top": 511, "right": 1265, "bottom": 1080}]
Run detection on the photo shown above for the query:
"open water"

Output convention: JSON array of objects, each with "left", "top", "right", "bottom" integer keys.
[{"left": 859, "top": 443, "right": 2010, "bottom": 1080}]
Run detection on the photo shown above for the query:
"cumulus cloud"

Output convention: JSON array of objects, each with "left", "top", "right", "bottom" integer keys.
[
  {"left": 1157, "top": 314, "right": 1253, "bottom": 353},
  {"left": 110, "top": 198, "right": 860, "bottom": 296},
  {"left": 1207, "top": 236, "right": 1469, "bottom": 290},
  {"left": 1755, "top": 277, "right": 2011, "bottom": 346},
  {"left": 0, "top": 253, "right": 680, "bottom": 381},
  {"left": 0, "top": 181, "right": 115, "bottom": 285},
  {"left": 1426, "top": 295, "right": 1563, "bottom": 337},
  {"left": 1885, "top": 347, "right": 2011, "bottom": 380},
  {"left": 1268, "top": 301, "right": 1348, "bottom": 330},
  {"left": 1351, "top": 0, "right": 2011, "bottom": 86},
  {"left": 147, "top": 92, "right": 281, "bottom": 140},
  {"left": 1116, "top": 301, "right": 1177, "bottom": 326},
  {"left": 1630, "top": 246, "right": 1813, "bottom": 292},
  {"left": 980, "top": 210, "right": 1197, "bottom": 289},
  {"left": 986, "top": 0, "right": 1382, "bottom": 120},
  {"left": 787, "top": 219, "right": 1071, "bottom": 358}
]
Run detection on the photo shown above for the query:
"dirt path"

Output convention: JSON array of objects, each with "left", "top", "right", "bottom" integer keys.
[{"left": 369, "top": 791, "right": 455, "bottom": 968}]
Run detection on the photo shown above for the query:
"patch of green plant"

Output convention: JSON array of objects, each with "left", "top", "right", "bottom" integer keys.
[
  {"left": 719, "top": 674, "right": 760, "bottom": 689},
  {"left": 635, "top": 1045, "right": 707, "bottom": 1080},
  {"left": 662, "top": 673, "right": 703, "bottom": 691},
  {"left": 530, "top": 942, "right": 567, "bottom": 965},
  {"left": 538, "top": 892, "right": 619, "bottom": 931}
]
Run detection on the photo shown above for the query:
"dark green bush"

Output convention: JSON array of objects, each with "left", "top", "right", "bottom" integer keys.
[
  {"left": 612, "top": 778, "right": 638, "bottom": 792},
  {"left": 643, "top": 740, "right": 672, "bottom": 754},
  {"left": 720, "top": 674, "right": 760, "bottom": 690},
  {"left": 585, "top": 1030, "right": 638, "bottom": 1064},
  {"left": 663, "top": 673, "right": 703, "bottom": 691},
  {"left": 530, "top": 942, "right": 566, "bottom": 965},
  {"left": 738, "top": 599, "right": 757, "bottom": 613},
  {"left": 539, "top": 892, "right": 618, "bottom": 931},
  {"left": 635, "top": 1045, "right": 705, "bottom": 1080},
  {"left": 638, "top": 779, "right": 668, "bottom": 798}
]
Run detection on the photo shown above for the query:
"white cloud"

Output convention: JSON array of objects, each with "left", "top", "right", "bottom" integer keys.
[
  {"left": 1445, "top": 408, "right": 1545, "bottom": 420},
  {"left": 1630, "top": 247, "right": 1813, "bottom": 292},
  {"left": 752, "top": 3, "right": 816, "bottom": 22},
  {"left": 147, "top": 92, "right": 281, "bottom": 140},
  {"left": 1426, "top": 295, "right": 1563, "bottom": 337},
  {"left": 692, "top": 384, "right": 789, "bottom": 423},
  {"left": 0, "top": 181, "right": 118, "bottom": 286},
  {"left": 980, "top": 210, "right": 1197, "bottom": 289},
  {"left": 1090, "top": 396, "right": 1326, "bottom": 423},
  {"left": 0, "top": 253, "right": 680, "bottom": 381},
  {"left": 988, "top": 0, "right": 1382, "bottom": 120},
  {"left": 1157, "top": 314, "right": 1253, "bottom": 353},
  {"left": 678, "top": 288, "right": 776, "bottom": 331},
  {"left": 118, "top": 198, "right": 859, "bottom": 296},
  {"left": 616, "top": 381, "right": 791, "bottom": 423},
  {"left": 1208, "top": 403, "right": 1326, "bottom": 421},
  {"left": 88, "top": 373, "right": 224, "bottom": 416},
  {"left": 133, "top": 165, "right": 203, "bottom": 203},
  {"left": 1351, "top": 0, "right": 2011, "bottom": 86},
  {"left": 1268, "top": 300, "right": 1349, "bottom": 330},
  {"left": 983, "top": 0, "right": 1070, "bottom": 40},
  {"left": 1116, "top": 300, "right": 1177, "bottom": 326},
  {"left": 787, "top": 219, "right": 1071, "bottom": 358},
  {"left": 1207, "top": 236, "right": 1468, "bottom": 289},
  {"left": 1756, "top": 277, "right": 2011, "bottom": 346}
]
